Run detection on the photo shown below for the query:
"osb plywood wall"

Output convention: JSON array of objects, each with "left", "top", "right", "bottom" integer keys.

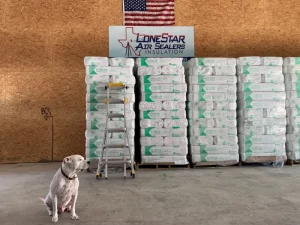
[{"left": 0, "top": 0, "right": 300, "bottom": 163}]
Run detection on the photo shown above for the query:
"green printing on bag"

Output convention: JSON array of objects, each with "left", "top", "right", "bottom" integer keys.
[
  {"left": 139, "top": 58, "right": 177, "bottom": 67},
  {"left": 200, "top": 151, "right": 208, "bottom": 162},
  {"left": 172, "top": 88, "right": 179, "bottom": 93},
  {"left": 86, "top": 148, "right": 98, "bottom": 160},
  {"left": 91, "top": 121, "right": 99, "bottom": 130},
  {"left": 197, "top": 109, "right": 206, "bottom": 118},
  {"left": 198, "top": 85, "right": 206, "bottom": 92},
  {"left": 297, "top": 108, "right": 300, "bottom": 117},
  {"left": 143, "top": 75, "right": 151, "bottom": 83},
  {"left": 244, "top": 143, "right": 267, "bottom": 153},
  {"left": 295, "top": 58, "right": 300, "bottom": 65},
  {"left": 197, "top": 76, "right": 205, "bottom": 83},
  {"left": 197, "top": 76, "right": 217, "bottom": 83},
  {"left": 88, "top": 66, "right": 110, "bottom": 75},
  {"left": 245, "top": 143, "right": 252, "bottom": 152},
  {"left": 244, "top": 92, "right": 253, "bottom": 100},
  {"left": 244, "top": 100, "right": 255, "bottom": 108},
  {"left": 199, "top": 127, "right": 208, "bottom": 135},
  {"left": 242, "top": 65, "right": 250, "bottom": 74},
  {"left": 199, "top": 145, "right": 210, "bottom": 154},
  {"left": 140, "top": 58, "right": 148, "bottom": 66},
  {"left": 171, "top": 116, "right": 180, "bottom": 120},
  {"left": 143, "top": 111, "right": 150, "bottom": 119},
  {"left": 89, "top": 84, "right": 97, "bottom": 93},
  {"left": 144, "top": 146, "right": 176, "bottom": 155},
  {"left": 198, "top": 92, "right": 206, "bottom": 101},
  {"left": 143, "top": 75, "right": 176, "bottom": 84},
  {"left": 243, "top": 83, "right": 251, "bottom": 92},
  {"left": 143, "top": 84, "right": 151, "bottom": 93},
  {"left": 200, "top": 85, "right": 217, "bottom": 92},
  {"left": 145, "top": 84, "right": 181, "bottom": 93},
  {"left": 89, "top": 65, "right": 97, "bottom": 75},
  {"left": 144, "top": 128, "right": 154, "bottom": 137},
  {"left": 144, "top": 146, "right": 154, "bottom": 155},
  {"left": 244, "top": 144, "right": 254, "bottom": 153},
  {"left": 144, "top": 93, "right": 154, "bottom": 102},
  {"left": 294, "top": 82, "right": 300, "bottom": 91},
  {"left": 89, "top": 104, "right": 96, "bottom": 111},
  {"left": 197, "top": 58, "right": 205, "bottom": 66},
  {"left": 143, "top": 127, "right": 183, "bottom": 137},
  {"left": 244, "top": 135, "right": 263, "bottom": 144},
  {"left": 89, "top": 137, "right": 100, "bottom": 149},
  {"left": 90, "top": 120, "right": 107, "bottom": 130},
  {"left": 295, "top": 74, "right": 300, "bottom": 82},
  {"left": 244, "top": 135, "right": 253, "bottom": 144},
  {"left": 90, "top": 93, "right": 103, "bottom": 103},
  {"left": 143, "top": 110, "right": 161, "bottom": 119}
]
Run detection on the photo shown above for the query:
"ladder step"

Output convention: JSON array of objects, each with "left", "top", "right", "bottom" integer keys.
[
  {"left": 100, "top": 160, "right": 132, "bottom": 164},
  {"left": 99, "top": 156, "right": 132, "bottom": 160},
  {"left": 104, "top": 144, "right": 129, "bottom": 148},
  {"left": 107, "top": 82, "right": 126, "bottom": 90},
  {"left": 107, "top": 128, "right": 126, "bottom": 133},
  {"left": 106, "top": 98, "right": 125, "bottom": 104},
  {"left": 108, "top": 113, "right": 124, "bottom": 118},
  {"left": 108, "top": 86, "right": 126, "bottom": 90}
]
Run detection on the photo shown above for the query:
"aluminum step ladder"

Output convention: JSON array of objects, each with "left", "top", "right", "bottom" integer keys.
[{"left": 95, "top": 82, "right": 135, "bottom": 179}]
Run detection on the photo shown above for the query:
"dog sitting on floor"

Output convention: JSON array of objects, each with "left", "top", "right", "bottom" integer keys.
[{"left": 39, "top": 155, "right": 89, "bottom": 223}]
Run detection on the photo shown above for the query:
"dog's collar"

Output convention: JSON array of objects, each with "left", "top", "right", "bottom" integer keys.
[{"left": 61, "top": 166, "right": 77, "bottom": 180}]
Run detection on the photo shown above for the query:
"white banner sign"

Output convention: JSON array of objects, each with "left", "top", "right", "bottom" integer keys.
[{"left": 109, "top": 26, "right": 194, "bottom": 58}]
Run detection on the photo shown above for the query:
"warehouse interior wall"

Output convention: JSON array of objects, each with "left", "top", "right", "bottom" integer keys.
[{"left": 0, "top": 0, "right": 299, "bottom": 163}]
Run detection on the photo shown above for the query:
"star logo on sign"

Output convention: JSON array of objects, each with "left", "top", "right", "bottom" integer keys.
[{"left": 118, "top": 27, "right": 145, "bottom": 57}]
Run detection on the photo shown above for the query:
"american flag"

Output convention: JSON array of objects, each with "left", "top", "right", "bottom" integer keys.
[{"left": 123, "top": 0, "right": 175, "bottom": 26}]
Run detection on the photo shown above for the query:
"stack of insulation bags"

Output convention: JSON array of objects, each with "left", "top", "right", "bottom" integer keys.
[
  {"left": 136, "top": 58, "right": 189, "bottom": 165},
  {"left": 237, "top": 57, "right": 287, "bottom": 164},
  {"left": 84, "top": 57, "right": 136, "bottom": 164},
  {"left": 185, "top": 58, "right": 239, "bottom": 165},
  {"left": 284, "top": 57, "right": 300, "bottom": 161}
]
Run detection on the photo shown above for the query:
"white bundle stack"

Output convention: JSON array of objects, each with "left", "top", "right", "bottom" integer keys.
[
  {"left": 185, "top": 58, "right": 239, "bottom": 165},
  {"left": 237, "top": 57, "right": 287, "bottom": 164},
  {"left": 84, "top": 57, "right": 136, "bottom": 162},
  {"left": 136, "top": 58, "right": 188, "bottom": 165},
  {"left": 284, "top": 57, "right": 300, "bottom": 161}
]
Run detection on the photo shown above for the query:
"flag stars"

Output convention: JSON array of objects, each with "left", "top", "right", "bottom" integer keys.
[{"left": 124, "top": 0, "right": 146, "bottom": 11}]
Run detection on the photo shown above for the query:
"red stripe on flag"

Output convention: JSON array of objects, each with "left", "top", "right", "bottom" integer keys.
[
  {"left": 124, "top": 23, "right": 175, "bottom": 26},
  {"left": 125, "top": 13, "right": 174, "bottom": 16},
  {"left": 146, "top": 2, "right": 174, "bottom": 7},
  {"left": 125, "top": 18, "right": 175, "bottom": 22},
  {"left": 147, "top": 2, "right": 174, "bottom": 5},
  {"left": 145, "top": 9, "right": 174, "bottom": 12}
]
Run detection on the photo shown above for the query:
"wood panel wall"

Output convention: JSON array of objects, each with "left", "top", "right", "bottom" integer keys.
[{"left": 1, "top": 0, "right": 300, "bottom": 163}]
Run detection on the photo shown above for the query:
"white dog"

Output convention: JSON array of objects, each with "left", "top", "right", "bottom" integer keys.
[{"left": 40, "top": 155, "right": 89, "bottom": 223}]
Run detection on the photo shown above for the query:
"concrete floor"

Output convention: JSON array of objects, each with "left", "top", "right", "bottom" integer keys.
[{"left": 1, "top": 163, "right": 300, "bottom": 225}]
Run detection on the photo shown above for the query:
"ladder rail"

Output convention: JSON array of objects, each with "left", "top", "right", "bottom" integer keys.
[
  {"left": 123, "top": 86, "right": 135, "bottom": 176},
  {"left": 96, "top": 79, "right": 135, "bottom": 179}
]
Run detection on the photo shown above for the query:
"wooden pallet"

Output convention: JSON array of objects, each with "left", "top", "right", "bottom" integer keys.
[
  {"left": 241, "top": 156, "right": 287, "bottom": 166},
  {"left": 192, "top": 160, "right": 239, "bottom": 168},
  {"left": 136, "top": 162, "right": 190, "bottom": 170},
  {"left": 286, "top": 159, "right": 300, "bottom": 166}
]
